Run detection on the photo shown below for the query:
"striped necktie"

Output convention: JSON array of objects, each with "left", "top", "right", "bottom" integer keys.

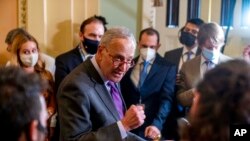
[
  {"left": 186, "top": 51, "right": 193, "bottom": 61},
  {"left": 205, "top": 60, "right": 213, "bottom": 71}
]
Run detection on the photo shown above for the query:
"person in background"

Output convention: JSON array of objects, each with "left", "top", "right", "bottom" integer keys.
[
  {"left": 164, "top": 18, "right": 204, "bottom": 71},
  {"left": 0, "top": 66, "right": 48, "bottom": 141},
  {"left": 5, "top": 28, "right": 55, "bottom": 76},
  {"left": 180, "top": 59, "right": 250, "bottom": 141},
  {"left": 243, "top": 44, "right": 250, "bottom": 62},
  {"left": 57, "top": 27, "right": 145, "bottom": 141},
  {"left": 55, "top": 15, "right": 108, "bottom": 91},
  {"left": 9, "top": 33, "right": 56, "bottom": 141},
  {"left": 164, "top": 18, "right": 204, "bottom": 120},
  {"left": 120, "top": 27, "right": 177, "bottom": 140},
  {"left": 176, "top": 22, "right": 231, "bottom": 112},
  {"left": 54, "top": 15, "right": 107, "bottom": 141}
]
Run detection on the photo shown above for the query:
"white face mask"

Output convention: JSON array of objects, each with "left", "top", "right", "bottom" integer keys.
[
  {"left": 20, "top": 53, "right": 39, "bottom": 67},
  {"left": 140, "top": 48, "right": 156, "bottom": 61}
]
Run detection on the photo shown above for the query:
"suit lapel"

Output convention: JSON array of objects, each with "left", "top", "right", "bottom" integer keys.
[
  {"left": 73, "top": 46, "right": 84, "bottom": 62},
  {"left": 194, "top": 55, "right": 202, "bottom": 77},
  {"left": 145, "top": 54, "right": 161, "bottom": 83},
  {"left": 130, "top": 57, "right": 141, "bottom": 91},
  {"left": 175, "top": 48, "right": 183, "bottom": 71},
  {"left": 177, "top": 48, "right": 183, "bottom": 64},
  {"left": 84, "top": 59, "right": 120, "bottom": 120},
  {"left": 94, "top": 84, "right": 120, "bottom": 120},
  {"left": 196, "top": 47, "right": 202, "bottom": 56}
]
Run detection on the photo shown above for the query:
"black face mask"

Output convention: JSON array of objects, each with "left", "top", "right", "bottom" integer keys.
[
  {"left": 179, "top": 31, "right": 196, "bottom": 47},
  {"left": 82, "top": 37, "right": 100, "bottom": 54}
]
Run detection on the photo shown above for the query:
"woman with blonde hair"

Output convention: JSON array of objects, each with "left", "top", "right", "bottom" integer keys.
[{"left": 9, "top": 32, "right": 56, "bottom": 141}]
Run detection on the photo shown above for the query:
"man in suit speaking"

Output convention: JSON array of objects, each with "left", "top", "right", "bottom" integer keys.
[{"left": 57, "top": 26, "right": 146, "bottom": 141}]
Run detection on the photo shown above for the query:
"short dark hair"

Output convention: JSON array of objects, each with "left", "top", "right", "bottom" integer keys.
[
  {"left": 0, "top": 66, "right": 47, "bottom": 140},
  {"left": 5, "top": 28, "right": 28, "bottom": 45},
  {"left": 139, "top": 27, "right": 160, "bottom": 43},
  {"left": 186, "top": 18, "right": 204, "bottom": 28},
  {"left": 80, "top": 15, "right": 108, "bottom": 33}
]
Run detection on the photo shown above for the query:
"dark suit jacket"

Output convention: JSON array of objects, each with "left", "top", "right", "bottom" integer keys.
[
  {"left": 57, "top": 58, "right": 144, "bottom": 141},
  {"left": 55, "top": 47, "right": 83, "bottom": 91},
  {"left": 164, "top": 47, "right": 201, "bottom": 71},
  {"left": 176, "top": 54, "right": 231, "bottom": 107},
  {"left": 121, "top": 54, "right": 177, "bottom": 140}
]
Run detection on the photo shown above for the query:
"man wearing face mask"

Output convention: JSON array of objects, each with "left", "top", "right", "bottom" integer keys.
[
  {"left": 164, "top": 18, "right": 204, "bottom": 71},
  {"left": 55, "top": 15, "right": 108, "bottom": 92},
  {"left": 176, "top": 22, "right": 231, "bottom": 110},
  {"left": 121, "top": 28, "right": 177, "bottom": 140},
  {"left": 164, "top": 18, "right": 204, "bottom": 121},
  {"left": 54, "top": 15, "right": 107, "bottom": 141}
]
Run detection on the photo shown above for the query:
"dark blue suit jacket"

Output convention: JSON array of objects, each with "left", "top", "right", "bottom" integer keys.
[
  {"left": 121, "top": 54, "right": 177, "bottom": 140},
  {"left": 55, "top": 47, "right": 83, "bottom": 91}
]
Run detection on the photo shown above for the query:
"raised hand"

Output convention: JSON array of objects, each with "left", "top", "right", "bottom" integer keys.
[{"left": 121, "top": 104, "right": 146, "bottom": 131}]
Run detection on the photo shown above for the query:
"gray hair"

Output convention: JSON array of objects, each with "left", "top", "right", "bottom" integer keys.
[
  {"left": 99, "top": 26, "right": 136, "bottom": 49},
  {"left": 197, "top": 22, "right": 225, "bottom": 47}
]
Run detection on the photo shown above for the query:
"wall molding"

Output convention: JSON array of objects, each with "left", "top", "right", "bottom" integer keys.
[{"left": 18, "top": 0, "right": 27, "bottom": 29}]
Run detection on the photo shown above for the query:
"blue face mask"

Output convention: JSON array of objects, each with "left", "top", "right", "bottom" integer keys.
[{"left": 202, "top": 47, "right": 220, "bottom": 61}]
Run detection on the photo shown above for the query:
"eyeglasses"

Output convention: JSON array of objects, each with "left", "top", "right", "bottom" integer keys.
[{"left": 105, "top": 48, "right": 135, "bottom": 68}]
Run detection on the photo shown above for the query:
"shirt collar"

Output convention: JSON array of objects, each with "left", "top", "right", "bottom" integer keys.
[
  {"left": 79, "top": 42, "right": 92, "bottom": 60},
  {"left": 90, "top": 56, "right": 109, "bottom": 84},
  {"left": 182, "top": 46, "right": 198, "bottom": 55},
  {"left": 201, "top": 54, "right": 220, "bottom": 65}
]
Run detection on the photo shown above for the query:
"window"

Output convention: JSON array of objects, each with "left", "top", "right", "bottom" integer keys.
[
  {"left": 187, "top": 0, "right": 201, "bottom": 20},
  {"left": 220, "top": 0, "right": 236, "bottom": 27},
  {"left": 241, "top": 0, "right": 250, "bottom": 27},
  {"left": 166, "top": 0, "right": 179, "bottom": 27}
]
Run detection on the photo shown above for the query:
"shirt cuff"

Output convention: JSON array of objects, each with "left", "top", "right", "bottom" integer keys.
[{"left": 117, "top": 121, "right": 127, "bottom": 139}]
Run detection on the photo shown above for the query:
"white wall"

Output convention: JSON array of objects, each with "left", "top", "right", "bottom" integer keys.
[
  {"left": 25, "top": 0, "right": 141, "bottom": 57},
  {"left": 27, "top": 0, "right": 99, "bottom": 57},
  {"left": 100, "top": 0, "right": 139, "bottom": 38}
]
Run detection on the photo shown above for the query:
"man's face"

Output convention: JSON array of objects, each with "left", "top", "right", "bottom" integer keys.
[
  {"left": 97, "top": 38, "right": 135, "bottom": 83},
  {"left": 180, "top": 23, "right": 200, "bottom": 48},
  {"left": 138, "top": 33, "right": 159, "bottom": 50},
  {"left": 80, "top": 22, "right": 105, "bottom": 41},
  {"left": 183, "top": 23, "right": 200, "bottom": 37},
  {"left": 202, "top": 37, "right": 224, "bottom": 51}
]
